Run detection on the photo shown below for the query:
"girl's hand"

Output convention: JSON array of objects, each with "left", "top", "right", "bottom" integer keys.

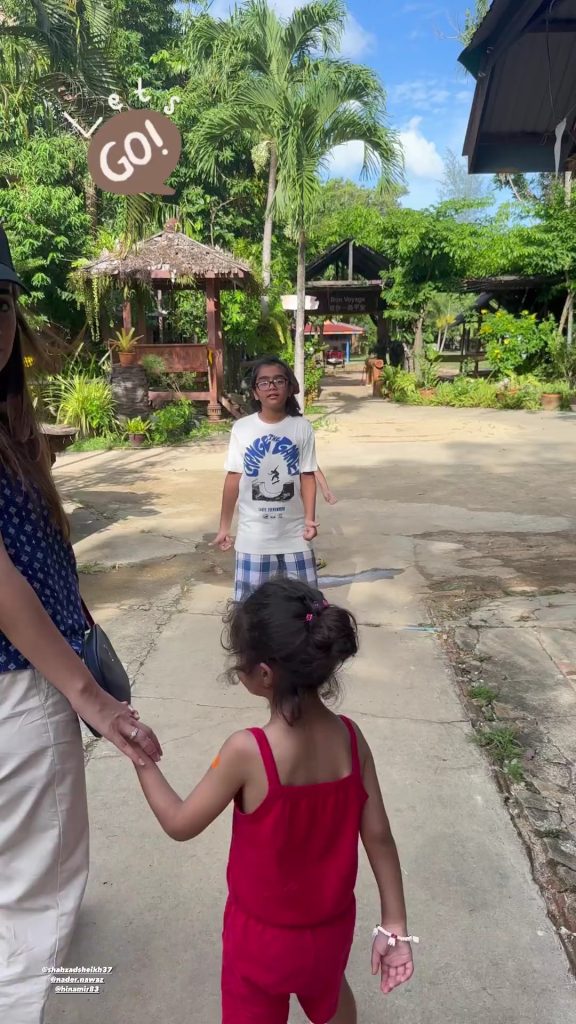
[
  {"left": 212, "top": 529, "right": 234, "bottom": 551},
  {"left": 303, "top": 519, "right": 319, "bottom": 542},
  {"left": 371, "top": 933, "right": 414, "bottom": 995}
]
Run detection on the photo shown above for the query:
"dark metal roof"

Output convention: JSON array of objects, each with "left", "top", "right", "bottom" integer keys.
[
  {"left": 305, "top": 238, "right": 391, "bottom": 282},
  {"left": 459, "top": 0, "right": 576, "bottom": 173},
  {"left": 461, "top": 274, "right": 562, "bottom": 292}
]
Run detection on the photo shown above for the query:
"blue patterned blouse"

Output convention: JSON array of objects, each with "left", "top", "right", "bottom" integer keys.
[{"left": 0, "top": 471, "right": 85, "bottom": 672}]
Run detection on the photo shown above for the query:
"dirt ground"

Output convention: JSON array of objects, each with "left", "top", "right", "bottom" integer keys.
[{"left": 55, "top": 370, "right": 576, "bottom": 978}]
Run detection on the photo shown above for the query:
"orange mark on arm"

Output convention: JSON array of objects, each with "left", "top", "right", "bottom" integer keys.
[{"left": 211, "top": 754, "right": 221, "bottom": 769}]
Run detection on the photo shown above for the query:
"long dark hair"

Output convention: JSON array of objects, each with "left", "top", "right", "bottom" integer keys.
[
  {"left": 223, "top": 578, "right": 358, "bottom": 723},
  {"left": 249, "top": 356, "right": 302, "bottom": 417},
  {"left": 0, "top": 303, "right": 69, "bottom": 538}
]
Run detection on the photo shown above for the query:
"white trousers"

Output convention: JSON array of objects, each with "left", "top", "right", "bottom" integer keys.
[{"left": 0, "top": 669, "right": 89, "bottom": 1024}]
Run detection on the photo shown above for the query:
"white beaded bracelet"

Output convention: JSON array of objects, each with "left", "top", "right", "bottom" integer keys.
[{"left": 372, "top": 926, "right": 420, "bottom": 947}]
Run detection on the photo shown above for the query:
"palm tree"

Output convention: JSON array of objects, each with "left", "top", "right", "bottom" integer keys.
[
  {"left": 0, "top": 0, "right": 117, "bottom": 143},
  {"left": 197, "top": 54, "right": 401, "bottom": 393},
  {"left": 190, "top": 0, "right": 346, "bottom": 316}
]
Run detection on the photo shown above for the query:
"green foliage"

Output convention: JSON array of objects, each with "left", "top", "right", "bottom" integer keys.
[
  {"left": 417, "top": 345, "right": 441, "bottom": 389},
  {"left": 480, "top": 310, "right": 557, "bottom": 378},
  {"left": 433, "top": 378, "right": 499, "bottom": 408},
  {"left": 124, "top": 417, "right": 150, "bottom": 435},
  {"left": 140, "top": 355, "right": 168, "bottom": 386},
  {"left": 304, "top": 361, "right": 323, "bottom": 403},
  {"left": 49, "top": 374, "right": 117, "bottom": 437},
  {"left": 380, "top": 367, "right": 421, "bottom": 404},
  {"left": 460, "top": 0, "right": 490, "bottom": 46},
  {"left": 110, "top": 327, "right": 141, "bottom": 352},
  {"left": 149, "top": 400, "right": 197, "bottom": 445},
  {"left": 475, "top": 725, "right": 524, "bottom": 783},
  {"left": 547, "top": 334, "right": 576, "bottom": 388}
]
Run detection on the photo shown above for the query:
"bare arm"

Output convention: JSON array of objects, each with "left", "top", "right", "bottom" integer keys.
[
  {"left": 357, "top": 727, "right": 414, "bottom": 994},
  {"left": 213, "top": 472, "right": 240, "bottom": 550},
  {"left": 134, "top": 731, "right": 251, "bottom": 841},
  {"left": 360, "top": 743, "right": 408, "bottom": 930},
  {"left": 300, "top": 472, "right": 317, "bottom": 540},
  {"left": 0, "top": 535, "right": 161, "bottom": 765}
]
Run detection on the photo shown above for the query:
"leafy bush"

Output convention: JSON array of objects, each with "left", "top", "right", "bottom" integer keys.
[
  {"left": 49, "top": 373, "right": 116, "bottom": 437},
  {"left": 547, "top": 335, "right": 576, "bottom": 388},
  {"left": 304, "top": 361, "right": 323, "bottom": 403},
  {"left": 149, "top": 400, "right": 197, "bottom": 445},
  {"left": 480, "top": 310, "right": 556, "bottom": 377},
  {"left": 380, "top": 367, "right": 421, "bottom": 403},
  {"left": 434, "top": 377, "right": 499, "bottom": 408},
  {"left": 140, "top": 354, "right": 168, "bottom": 387},
  {"left": 140, "top": 355, "right": 202, "bottom": 393}
]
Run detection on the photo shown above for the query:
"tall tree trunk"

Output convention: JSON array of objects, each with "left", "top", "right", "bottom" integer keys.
[
  {"left": 261, "top": 144, "right": 278, "bottom": 319},
  {"left": 413, "top": 315, "right": 424, "bottom": 375},
  {"left": 294, "top": 228, "right": 307, "bottom": 401}
]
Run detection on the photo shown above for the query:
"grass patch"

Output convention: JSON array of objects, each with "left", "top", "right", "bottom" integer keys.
[
  {"left": 469, "top": 685, "right": 498, "bottom": 707},
  {"left": 475, "top": 725, "right": 524, "bottom": 782},
  {"left": 77, "top": 562, "right": 108, "bottom": 575},
  {"left": 187, "top": 419, "right": 232, "bottom": 442},
  {"left": 69, "top": 435, "right": 127, "bottom": 452},
  {"left": 306, "top": 404, "right": 328, "bottom": 416}
]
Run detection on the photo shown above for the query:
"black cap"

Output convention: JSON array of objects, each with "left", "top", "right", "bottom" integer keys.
[{"left": 0, "top": 223, "right": 28, "bottom": 293}]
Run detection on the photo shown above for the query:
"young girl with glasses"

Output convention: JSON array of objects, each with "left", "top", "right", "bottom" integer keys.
[
  {"left": 214, "top": 356, "right": 323, "bottom": 600},
  {"left": 134, "top": 578, "right": 415, "bottom": 1023}
]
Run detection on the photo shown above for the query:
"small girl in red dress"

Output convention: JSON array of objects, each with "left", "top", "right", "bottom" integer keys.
[{"left": 134, "top": 578, "right": 415, "bottom": 1023}]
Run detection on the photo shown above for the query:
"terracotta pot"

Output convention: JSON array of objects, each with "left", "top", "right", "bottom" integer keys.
[
  {"left": 129, "top": 432, "right": 147, "bottom": 447},
  {"left": 418, "top": 388, "right": 436, "bottom": 400},
  {"left": 541, "top": 392, "right": 561, "bottom": 411},
  {"left": 119, "top": 351, "right": 138, "bottom": 367}
]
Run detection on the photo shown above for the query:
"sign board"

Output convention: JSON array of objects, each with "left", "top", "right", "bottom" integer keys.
[
  {"left": 281, "top": 294, "right": 319, "bottom": 311},
  {"left": 307, "top": 288, "right": 380, "bottom": 315}
]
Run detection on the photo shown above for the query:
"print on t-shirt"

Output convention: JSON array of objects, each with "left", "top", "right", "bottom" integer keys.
[{"left": 245, "top": 433, "right": 300, "bottom": 504}]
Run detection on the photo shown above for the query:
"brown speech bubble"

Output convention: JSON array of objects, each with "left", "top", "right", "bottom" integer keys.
[{"left": 87, "top": 109, "right": 181, "bottom": 195}]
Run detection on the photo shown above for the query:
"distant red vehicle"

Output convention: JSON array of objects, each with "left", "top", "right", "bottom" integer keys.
[{"left": 326, "top": 348, "right": 345, "bottom": 368}]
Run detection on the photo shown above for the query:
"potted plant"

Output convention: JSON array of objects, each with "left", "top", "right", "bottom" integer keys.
[
  {"left": 110, "top": 327, "right": 142, "bottom": 367},
  {"left": 124, "top": 416, "right": 150, "bottom": 447},
  {"left": 540, "top": 383, "right": 562, "bottom": 411}
]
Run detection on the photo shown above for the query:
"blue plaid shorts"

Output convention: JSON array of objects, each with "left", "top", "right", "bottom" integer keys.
[{"left": 234, "top": 550, "right": 318, "bottom": 602}]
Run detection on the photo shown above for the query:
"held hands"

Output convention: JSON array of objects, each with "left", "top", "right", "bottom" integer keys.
[
  {"left": 303, "top": 519, "right": 319, "bottom": 542},
  {"left": 371, "top": 930, "right": 414, "bottom": 995},
  {"left": 212, "top": 529, "right": 234, "bottom": 551},
  {"left": 77, "top": 690, "right": 163, "bottom": 767}
]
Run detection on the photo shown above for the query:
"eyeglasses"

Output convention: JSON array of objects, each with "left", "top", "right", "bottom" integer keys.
[{"left": 255, "top": 376, "right": 289, "bottom": 391}]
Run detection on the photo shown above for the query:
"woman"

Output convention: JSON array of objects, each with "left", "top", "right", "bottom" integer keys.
[{"left": 0, "top": 225, "right": 162, "bottom": 1023}]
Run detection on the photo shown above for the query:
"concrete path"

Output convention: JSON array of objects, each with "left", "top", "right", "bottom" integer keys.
[{"left": 47, "top": 375, "right": 576, "bottom": 1023}]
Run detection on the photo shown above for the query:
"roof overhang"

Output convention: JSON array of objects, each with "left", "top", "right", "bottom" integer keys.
[{"left": 459, "top": 0, "right": 576, "bottom": 174}]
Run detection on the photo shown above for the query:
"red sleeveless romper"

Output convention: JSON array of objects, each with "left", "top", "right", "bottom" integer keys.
[{"left": 222, "top": 716, "right": 367, "bottom": 1024}]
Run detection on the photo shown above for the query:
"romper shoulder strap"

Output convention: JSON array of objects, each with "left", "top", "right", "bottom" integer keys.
[
  {"left": 340, "top": 716, "right": 362, "bottom": 777},
  {"left": 247, "top": 728, "right": 281, "bottom": 789}
]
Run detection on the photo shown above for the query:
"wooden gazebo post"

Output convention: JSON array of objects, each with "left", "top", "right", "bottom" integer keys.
[{"left": 206, "top": 276, "right": 224, "bottom": 421}]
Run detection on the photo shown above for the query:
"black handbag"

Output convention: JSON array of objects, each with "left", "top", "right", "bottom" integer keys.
[{"left": 81, "top": 600, "right": 131, "bottom": 738}]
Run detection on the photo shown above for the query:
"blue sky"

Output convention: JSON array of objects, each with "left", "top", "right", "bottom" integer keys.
[{"left": 209, "top": 0, "right": 477, "bottom": 209}]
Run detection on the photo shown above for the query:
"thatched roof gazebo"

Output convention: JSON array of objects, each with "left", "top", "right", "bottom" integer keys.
[{"left": 79, "top": 221, "right": 255, "bottom": 419}]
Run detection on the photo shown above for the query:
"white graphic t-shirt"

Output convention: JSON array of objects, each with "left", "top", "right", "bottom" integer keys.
[{"left": 225, "top": 413, "right": 318, "bottom": 555}]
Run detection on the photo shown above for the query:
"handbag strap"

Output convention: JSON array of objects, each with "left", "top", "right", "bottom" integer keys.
[{"left": 81, "top": 597, "right": 95, "bottom": 628}]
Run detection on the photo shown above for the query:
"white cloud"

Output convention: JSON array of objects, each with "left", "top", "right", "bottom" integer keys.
[
  {"left": 390, "top": 78, "right": 452, "bottom": 111},
  {"left": 340, "top": 14, "right": 375, "bottom": 57},
  {"left": 399, "top": 116, "right": 444, "bottom": 180},
  {"left": 325, "top": 140, "right": 367, "bottom": 179}
]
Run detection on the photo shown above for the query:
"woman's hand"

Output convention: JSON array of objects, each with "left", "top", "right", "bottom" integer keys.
[
  {"left": 371, "top": 932, "right": 414, "bottom": 995},
  {"left": 74, "top": 689, "right": 162, "bottom": 766}
]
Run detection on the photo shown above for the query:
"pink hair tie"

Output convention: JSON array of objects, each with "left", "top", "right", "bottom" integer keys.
[{"left": 305, "top": 613, "right": 313, "bottom": 623}]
